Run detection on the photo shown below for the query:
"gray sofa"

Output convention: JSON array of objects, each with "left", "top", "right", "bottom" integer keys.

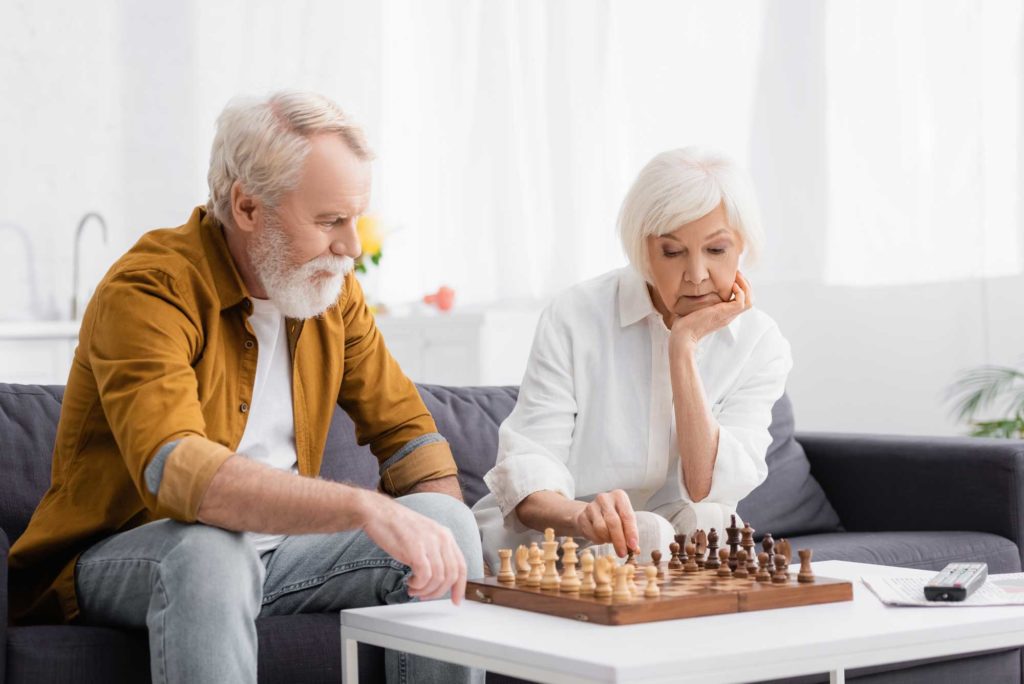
[{"left": 2, "top": 381, "right": 1024, "bottom": 683}]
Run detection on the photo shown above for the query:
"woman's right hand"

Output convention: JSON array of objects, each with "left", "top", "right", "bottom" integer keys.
[{"left": 572, "top": 489, "right": 639, "bottom": 557}]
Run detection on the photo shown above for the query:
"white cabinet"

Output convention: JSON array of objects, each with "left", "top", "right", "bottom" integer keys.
[
  {"left": 0, "top": 307, "right": 544, "bottom": 388},
  {"left": 375, "top": 307, "right": 541, "bottom": 386},
  {"left": 0, "top": 322, "right": 79, "bottom": 384}
]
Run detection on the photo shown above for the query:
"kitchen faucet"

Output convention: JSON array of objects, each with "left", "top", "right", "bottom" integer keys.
[{"left": 72, "top": 212, "right": 109, "bottom": 320}]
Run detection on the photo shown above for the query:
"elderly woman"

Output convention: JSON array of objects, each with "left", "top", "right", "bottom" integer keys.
[{"left": 472, "top": 147, "right": 792, "bottom": 571}]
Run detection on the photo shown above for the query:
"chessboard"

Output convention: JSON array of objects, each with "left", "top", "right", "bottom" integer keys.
[{"left": 468, "top": 520, "right": 853, "bottom": 626}]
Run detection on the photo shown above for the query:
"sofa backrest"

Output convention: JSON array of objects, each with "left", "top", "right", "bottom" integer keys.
[{"left": 0, "top": 382, "right": 840, "bottom": 546}]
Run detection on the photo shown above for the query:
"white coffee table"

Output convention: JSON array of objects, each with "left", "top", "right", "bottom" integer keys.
[{"left": 340, "top": 560, "right": 1024, "bottom": 683}]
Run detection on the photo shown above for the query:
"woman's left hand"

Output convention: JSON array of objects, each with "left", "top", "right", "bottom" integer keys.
[{"left": 669, "top": 272, "right": 753, "bottom": 355}]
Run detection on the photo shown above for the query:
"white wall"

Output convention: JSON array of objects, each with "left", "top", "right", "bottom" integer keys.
[{"left": 1, "top": 1, "right": 1022, "bottom": 440}]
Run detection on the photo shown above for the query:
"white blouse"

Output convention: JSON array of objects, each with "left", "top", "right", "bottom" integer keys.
[{"left": 472, "top": 267, "right": 793, "bottom": 560}]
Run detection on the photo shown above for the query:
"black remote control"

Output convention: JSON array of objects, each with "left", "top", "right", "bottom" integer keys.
[{"left": 924, "top": 563, "right": 987, "bottom": 601}]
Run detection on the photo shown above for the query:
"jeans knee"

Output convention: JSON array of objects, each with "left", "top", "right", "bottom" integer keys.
[
  {"left": 399, "top": 492, "right": 483, "bottom": 578},
  {"left": 161, "top": 523, "right": 263, "bottom": 609}
]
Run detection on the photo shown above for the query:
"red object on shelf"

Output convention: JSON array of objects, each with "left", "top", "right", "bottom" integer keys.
[{"left": 423, "top": 286, "right": 455, "bottom": 312}]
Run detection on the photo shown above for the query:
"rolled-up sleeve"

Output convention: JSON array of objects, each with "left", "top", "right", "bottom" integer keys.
[
  {"left": 335, "top": 274, "right": 458, "bottom": 496},
  {"left": 705, "top": 323, "right": 793, "bottom": 503},
  {"left": 89, "top": 270, "right": 232, "bottom": 521},
  {"left": 484, "top": 304, "right": 578, "bottom": 520}
]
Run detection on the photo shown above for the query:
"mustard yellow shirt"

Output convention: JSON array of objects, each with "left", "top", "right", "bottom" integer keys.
[{"left": 9, "top": 206, "right": 457, "bottom": 624}]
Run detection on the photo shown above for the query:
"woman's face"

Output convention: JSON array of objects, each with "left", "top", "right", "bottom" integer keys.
[{"left": 645, "top": 203, "right": 743, "bottom": 320}]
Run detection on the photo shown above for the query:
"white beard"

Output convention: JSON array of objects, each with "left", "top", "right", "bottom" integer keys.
[{"left": 249, "top": 215, "right": 354, "bottom": 319}]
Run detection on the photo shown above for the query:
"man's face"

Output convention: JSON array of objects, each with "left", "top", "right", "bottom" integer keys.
[
  {"left": 249, "top": 134, "right": 371, "bottom": 319},
  {"left": 645, "top": 203, "right": 742, "bottom": 320}
]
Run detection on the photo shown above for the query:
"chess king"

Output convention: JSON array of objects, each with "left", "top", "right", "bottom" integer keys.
[
  {"left": 9, "top": 91, "right": 483, "bottom": 684},
  {"left": 473, "top": 147, "right": 792, "bottom": 572}
]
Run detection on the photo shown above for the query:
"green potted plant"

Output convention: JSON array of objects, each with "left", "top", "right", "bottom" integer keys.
[{"left": 946, "top": 363, "right": 1024, "bottom": 438}]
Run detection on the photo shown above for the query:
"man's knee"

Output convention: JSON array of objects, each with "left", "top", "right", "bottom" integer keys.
[
  {"left": 160, "top": 523, "right": 264, "bottom": 607},
  {"left": 397, "top": 492, "right": 483, "bottom": 578}
]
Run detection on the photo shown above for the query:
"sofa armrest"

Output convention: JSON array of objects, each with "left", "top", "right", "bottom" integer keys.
[
  {"left": 797, "top": 432, "right": 1024, "bottom": 550},
  {"left": 1, "top": 526, "right": 8, "bottom": 684}
]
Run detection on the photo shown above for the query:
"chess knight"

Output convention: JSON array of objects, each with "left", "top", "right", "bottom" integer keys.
[{"left": 474, "top": 147, "right": 792, "bottom": 573}]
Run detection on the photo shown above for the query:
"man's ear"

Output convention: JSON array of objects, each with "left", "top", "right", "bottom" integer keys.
[{"left": 230, "top": 180, "right": 261, "bottom": 234}]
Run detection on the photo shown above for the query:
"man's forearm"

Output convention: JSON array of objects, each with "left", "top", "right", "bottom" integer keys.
[
  {"left": 407, "top": 474, "right": 464, "bottom": 501},
  {"left": 196, "top": 454, "right": 379, "bottom": 533}
]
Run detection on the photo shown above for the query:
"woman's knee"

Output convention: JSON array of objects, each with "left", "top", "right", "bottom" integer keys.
[{"left": 634, "top": 511, "right": 676, "bottom": 558}]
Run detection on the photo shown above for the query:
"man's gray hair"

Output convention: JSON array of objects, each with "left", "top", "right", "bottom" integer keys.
[
  {"left": 207, "top": 91, "right": 373, "bottom": 229},
  {"left": 618, "top": 147, "right": 764, "bottom": 281}
]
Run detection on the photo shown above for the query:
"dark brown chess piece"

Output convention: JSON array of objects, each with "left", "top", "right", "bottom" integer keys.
[
  {"left": 761, "top": 533, "right": 775, "bottom": 571},
  {"left": 733, "top": 549, "right": 749, "bottom": 579},
  {"left": 725, "top": 515, "right": 741, "bottom": 572},
  {"left": 674, "top": 533, "right": 688, "bottom": 565},
  {"left": 797, "top": 549, "right": 815, "bottom": 583},
  {"left": 772, "top": 553, "right": 788, "bottom": 584},
  {"left": 716, "top": 549, "right": 732, "bottom": 578},
  {"left": 705, "top": 528, "right": 720, "bottom": 569},
  {"left": 668, "top": 542, "right": 682, "bottom": 570},
  {"left": 756, "top": 552, "right": 771, "bottom": 582},
  {"left": 684, "top": 543, "right": 699, "bottom": 573},
  {"left": 693, "top": 529, "right": 708, "bottom": 569},
  {"left": 651, "top": 549, "right": 664, "bottom": 578},
  {"left": 741, "top": 522, "right": 756, "bottom": 566}
]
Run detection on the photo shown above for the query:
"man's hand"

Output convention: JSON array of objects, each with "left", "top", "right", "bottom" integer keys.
[
  {"left": 670, "top": 271, "right": 753, "bottom": 355},
  {"left": 359, "top": 493, "right": 469, "bottom": 604},
  {"left": 572, "top": 489, "right": 639, "bottom": 557}
]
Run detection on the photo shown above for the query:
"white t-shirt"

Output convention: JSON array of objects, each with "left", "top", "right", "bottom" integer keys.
[
  {"left": 236, "top": 297, "right": 299, "bottom": 553},
  {"left": 472, "top": 267, "right": 793, "bottom": 569}
]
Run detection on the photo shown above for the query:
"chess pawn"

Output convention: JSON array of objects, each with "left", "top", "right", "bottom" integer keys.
[
  {"left": 579, "top": 550, "right": 596, "bottom": 595},
  {"left": 772, "top": 554, "right": 789, "bottom": 584},
  {"left": 756, "top": 552, "right": 772, "bottom": 582},
  {"left": 745, "top": 548, "right": 759, "bottom": 576},
  {"left": 514, "top": 545, "right": 531, "bottom": 583},
  {"left": 705, "top": 529, "right": 720, "bottom": 569},
  {"left": 644, "top": 565, "right": 660, "bottom": 598},
  {"left": 741, "top": 522, "right": 756, "bottom": 563},
  {"left": 733, "top": 549, "right": 749, "bottom": 579},
  {"left": 594, "top": 557, "right": 613, "bottom": 598},
  {"left": 798, "top": 549, "right": 815, "bottom": 583},
  {"left": 613, "top": 564, "right": 632, "bottom": 602},
  {"left": 683, "top": 543, "right": 699, "bottom": 573},
  {"left": 526, "top": 542, "right": 542, "bottom": 587},
  {"left": 716, "top": 549, "right": 732, "bottom": 578},
  {"left": 651, "top": 549, "right": 664, "bottom": 578},
  {"left": 497, "top": 549, "right": 516, "bottom": 584},
  {"left": 674, "top": 533, "right": 689, "bottom": 565},
  {"left": 560, "top": 538, "right": 581, "bottom": 592},
  {"left": 762, "top": 533, "right": 775, "bottom": 570},
  {"left": 668, "top": 542, "right": 682, "bottom": 570}
]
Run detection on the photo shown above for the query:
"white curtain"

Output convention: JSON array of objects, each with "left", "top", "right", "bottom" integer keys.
[{"left": 185, "top": 0, "right": 1022, "bottom": 303}]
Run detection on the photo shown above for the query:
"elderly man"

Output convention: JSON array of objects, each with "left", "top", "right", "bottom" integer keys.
[{"left": 9, "top": 91, "right": 482, "bottom": 683}]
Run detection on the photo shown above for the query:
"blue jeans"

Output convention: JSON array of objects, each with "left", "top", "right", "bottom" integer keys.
[{"left": 75, "top": 492, "right": 485, "bottom": 684}]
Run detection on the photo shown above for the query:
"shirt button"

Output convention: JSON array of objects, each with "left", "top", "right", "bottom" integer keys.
[
  {"left": 239, "top": 402, "right": 249, "bottom": 413},
  {"left": 244, "top": 339, "right": 254, "bottom": 350}
]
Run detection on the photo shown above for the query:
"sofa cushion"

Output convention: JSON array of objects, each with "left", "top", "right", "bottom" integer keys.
[
  {"left": 738, "top": 394, "right": 843, "bottom": 538},
  {"left": 0, "top": 384, "right": 64, "bottom": 544},
  {"left": 318, "top": 384, "right": 520, "bottom": 509},
  {"left": 785, "top": 531, "right": 1022, "bottom": 573}
]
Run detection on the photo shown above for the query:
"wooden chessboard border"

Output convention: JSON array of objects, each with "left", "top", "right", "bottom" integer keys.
[{"left": 467, "top": 573, "right": 853, "bottom": 626}]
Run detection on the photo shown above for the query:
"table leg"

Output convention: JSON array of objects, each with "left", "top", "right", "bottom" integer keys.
[
  {"left": 341, "top": 627, "right": 360, "bottom": 684},
  {"left": 829, "top": 669, "right": 845, "bottom": 684}
]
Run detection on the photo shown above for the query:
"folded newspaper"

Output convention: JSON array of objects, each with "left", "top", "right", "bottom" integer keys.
[{"left": 862, "top": 573, "right": 1024, "bottom": 607}]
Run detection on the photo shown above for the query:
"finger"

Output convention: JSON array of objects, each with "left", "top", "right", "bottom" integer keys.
[
  {"left": 587, "top": 506, "right": 610, "bottom": 544},
  {"left": 599, "top": 499, "right": 627, "bottom": 556},
  {"left": 613, "top": 492, "right": 640, "bottom": 552},
  {"left": 435, "top": 535, "right": 462, "bottom": 603},
  {"left": 737, "top": 271, "right": 753, "bottom": 308},
  {"left": 449, "top": 541, "right": 468, "bottom": 605},
  {"left": 405, "top": 551, "right": 432, "bottom": 596},
  {"left": 420, "top": 547, "right": 450, "bottom": 600}
]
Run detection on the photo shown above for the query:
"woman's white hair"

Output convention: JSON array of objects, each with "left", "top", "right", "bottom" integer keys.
[
  {"left": 618, "top": 146, "right": 764, "bottom": 281},
  {"left": 207, "top": 91, "right": 373, "bottom": 229}
]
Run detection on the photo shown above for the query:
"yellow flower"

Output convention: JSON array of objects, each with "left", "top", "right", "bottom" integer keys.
[{"left": 357, "top": 215, "right": 383, "bottom": 258}]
